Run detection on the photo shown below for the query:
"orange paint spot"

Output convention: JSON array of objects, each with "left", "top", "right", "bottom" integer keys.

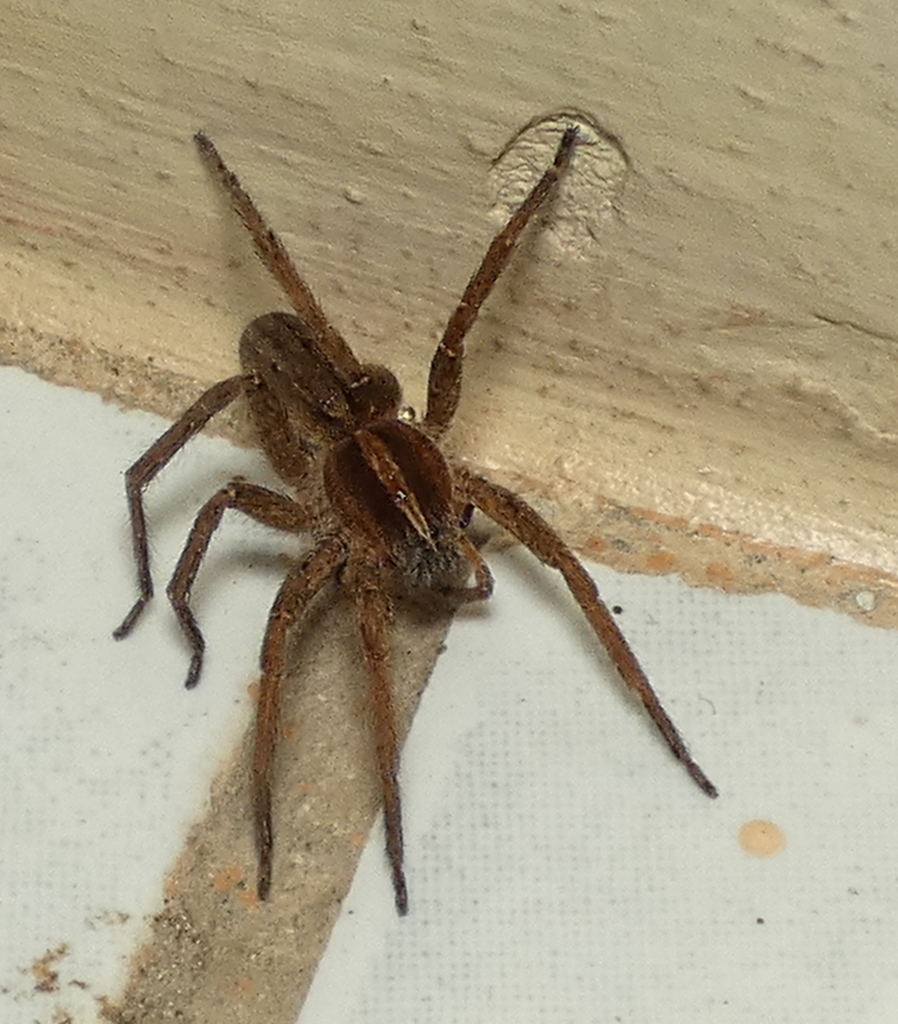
[
  {"left": 752, "top": 540, "right": 829, "bottom": 571},
  {"left": 235, "top": 976, "right": 256, "bottom": 996},
  {"left": 212, "top": 864, "right": 244, "bottom": 893},
  {"left": 739, "top": 819, "right": 786, "bottom": 857},
  {"left": 585, "top": 534, "right": 608, "bottom": 555},
  {"left": 642, "top": 508, "right": 689, "bottom": 531},
  {"left": 645, "top": 549, "right": 678, "bottom": 572},
  {"left": 694, "top": 521, "right": 720, "bottom": 539},
  {"left": 706, "top": 562, "right": 734, "bottom": 586}
]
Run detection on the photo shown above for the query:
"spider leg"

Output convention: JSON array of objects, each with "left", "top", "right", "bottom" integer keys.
[
  {"left": 254, "top": 535, "right": 347, "bottom": 901},
  {"left": 194, "top": 132, "right": 362, "bottom": 382},
  {"left": 346, "top": 557, "right": 409, "bottom": 915},
  {"left": 423, "top": 126, "right": 578, "bottom": 435},
  {"left": 165, "top": 480, "right": 316, "bottom": 689},
  {"left": 113, "top": 375, "right": 248, "bottom": 640},
  {"left": 456, "top": 533, "right": 494, "bottom": 601},
  {"left": 455, "top": 465, "right": 718, "bottom": 800}
]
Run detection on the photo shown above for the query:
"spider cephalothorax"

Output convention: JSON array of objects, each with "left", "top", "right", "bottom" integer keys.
[{"left": 114, "top": 125, "right": 716, "bottom": 916}]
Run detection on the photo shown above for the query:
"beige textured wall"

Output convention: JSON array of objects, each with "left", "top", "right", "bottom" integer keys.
[{"left": 3, "top": 0, "right": 898, "bottom": 580}]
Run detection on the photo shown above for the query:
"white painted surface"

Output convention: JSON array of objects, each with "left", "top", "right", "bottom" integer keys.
[
  {"left": 301, "top": 554, "right": 898, "bottom": 1024},
  {"left": 2, "top": 367, "right": 898, "bottom": 1023},
  {"left": 0, "top": 367, "right": 285, "bottom": 1021}
]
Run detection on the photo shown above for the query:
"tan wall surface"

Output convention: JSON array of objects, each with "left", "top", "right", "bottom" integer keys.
[{"left": 3, "top": 1, "right": 898, "bottom": 583}]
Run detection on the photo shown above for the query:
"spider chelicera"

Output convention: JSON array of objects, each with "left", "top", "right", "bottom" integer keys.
[{"left": 114, "top": 124, "right": 716, "bottom": 916}]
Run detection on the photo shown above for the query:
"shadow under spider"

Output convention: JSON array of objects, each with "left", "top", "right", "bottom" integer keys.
[{"left": 113, "top": 124, "right": 717, "bottom": 917}]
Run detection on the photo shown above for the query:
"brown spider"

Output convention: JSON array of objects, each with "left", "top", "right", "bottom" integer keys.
[{"left": 114, "top": 125, "right": 717, "bottom": 916}]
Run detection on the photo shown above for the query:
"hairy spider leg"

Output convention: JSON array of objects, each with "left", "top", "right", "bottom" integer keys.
[
  {"left": 194, "top": 132, "right": 362, "bottom": 383},
  {"left": 114, "top": 375, "right": 248, "bottom": 639},
  {"left": 424, "top": 126, "right": 578, "bottom": 435},
  {"left": 347, "top": 557, "right": 409, "bottom": 913},
  {"left": 455, "top": 465, "right": 718, "bottom": 799},
  {"left": 254, "top": 536, "right": 347, "bottom": 900},
  {"left": 165, "top": 480, "right": 315, "bottom": 688}
]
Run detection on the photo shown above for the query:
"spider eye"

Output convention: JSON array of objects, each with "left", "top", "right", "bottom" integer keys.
[{"left": 352, "top": 364, "right": 402, "bottom": 421}]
